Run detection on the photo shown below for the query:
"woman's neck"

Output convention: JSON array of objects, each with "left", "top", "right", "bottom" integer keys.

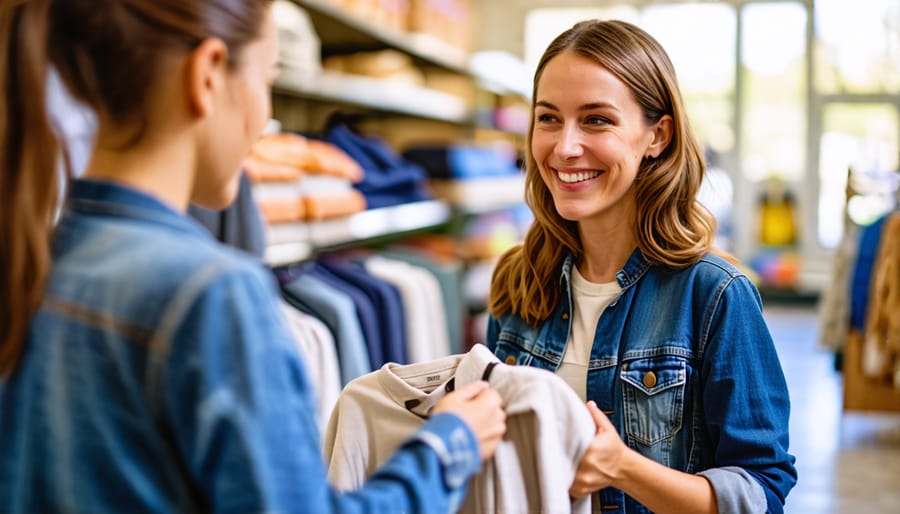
[
  {"left": 576, "top": 216, "right": 637, "bottom": 283},
  {"left": 82, "top": 127, "right": 195, "bottom": 212}
]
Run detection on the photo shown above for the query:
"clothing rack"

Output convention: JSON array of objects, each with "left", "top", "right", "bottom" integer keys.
[
  {"left": 838, "top": 170, "right": 900, "bottom": 413},
  {"left": 842, "top": 209, "right": 900, "bottom": 413}
]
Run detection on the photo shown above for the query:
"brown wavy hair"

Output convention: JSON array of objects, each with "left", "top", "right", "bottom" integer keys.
[
  {"left": 0, "top": 0, "right": 271, "bottom": 376},
  {"left": 490, "top": 19, "right": 715, "bottom": 327}
]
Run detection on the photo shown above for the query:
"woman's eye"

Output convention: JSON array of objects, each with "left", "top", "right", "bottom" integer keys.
[
  {"left": 536, "top": 113, "right": 558, "bottom": 123},
  {"left": 585, "top": 116, "right": 610, "bottom": 126}
]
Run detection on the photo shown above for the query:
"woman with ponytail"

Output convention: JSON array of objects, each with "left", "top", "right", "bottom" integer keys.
[
  {"left": 486, "top": 20, "right": 796, "bottom": 514},
  {"left": 0, "top": 1, "right": 505, "bottom": 512}
]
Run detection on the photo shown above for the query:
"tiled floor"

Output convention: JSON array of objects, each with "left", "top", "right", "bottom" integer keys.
[{"left": 764, "top": 303, "right": 900, "bottom": 514}]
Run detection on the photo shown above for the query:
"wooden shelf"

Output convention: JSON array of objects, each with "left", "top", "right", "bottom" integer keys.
[{"left": 843, "top": 330, "right": 900, "bottom": 413}]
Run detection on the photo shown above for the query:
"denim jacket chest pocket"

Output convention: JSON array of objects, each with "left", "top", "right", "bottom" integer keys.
[{"left": 620, "top": 353, "right": 689, "bottom": 461}]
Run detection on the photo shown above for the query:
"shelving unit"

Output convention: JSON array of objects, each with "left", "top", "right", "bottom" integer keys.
[
  {"left": 291, "top": 0, "right": 469, "bottom": 72},
  {"left": 266, "top": 0, "right": 530, "bottom": 298},
  {"left": 265, "top": 200, "right": 452, "bottom": 266},
  {"left": 428, "top": 174, "right": 525, "bottom": 215},
  {"left": 276, "top": 0, "right": 528, "bottom": 137},
  {"left": 275, "top": 69, "right": 470, "bottom": 124}
]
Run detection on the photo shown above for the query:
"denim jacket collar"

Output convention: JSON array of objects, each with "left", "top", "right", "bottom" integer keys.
[
  {"left": 66, "top": 179, "right": 210, "bottom": 240},
  {"left": 559, "top": 248, "right": 652, "bottom": 292}
]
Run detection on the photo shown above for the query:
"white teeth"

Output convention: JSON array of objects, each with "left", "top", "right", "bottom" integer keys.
[{"left": 558, "top": 170, "right": 601, "bottom": 183}]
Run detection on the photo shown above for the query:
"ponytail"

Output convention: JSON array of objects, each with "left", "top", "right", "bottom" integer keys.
[{"left": 0, "top": 0, "right": 62, "bottom": 376}]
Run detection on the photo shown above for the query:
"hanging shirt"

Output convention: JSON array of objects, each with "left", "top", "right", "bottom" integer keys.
[
  {"left": 324, "top": 344, "right": 595, "bottom": 514},
  {"left": 557, "top": 265, "right": 621, "bottom": 400},
  {"left": 279, "top": 302, "right": 342, "bottom": 435},
  {"left": 365, "top": 256, "right": 450, "bottom": 363}
]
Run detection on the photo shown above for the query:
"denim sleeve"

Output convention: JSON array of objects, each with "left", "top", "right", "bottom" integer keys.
[
  {"left": 156, "top": 263, "right": 480, "bottom": 514},
  {"left": 700, "top": 275, "right": 798, "bottom": 514},
  {"left": 485, "top": 314, "right": 500, "bottom": 352}
]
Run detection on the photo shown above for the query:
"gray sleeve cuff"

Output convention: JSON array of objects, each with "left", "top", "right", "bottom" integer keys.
[{"left": 697, "top": 466, "right": 767, "bottom": 514}]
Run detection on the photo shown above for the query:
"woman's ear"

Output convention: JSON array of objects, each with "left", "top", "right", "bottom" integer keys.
[
  {"left": 186, "top": 37, "right": 229, "bottom": 118},
  {"left": 645, "top": 114, "right": 674, "bottom": 159}
]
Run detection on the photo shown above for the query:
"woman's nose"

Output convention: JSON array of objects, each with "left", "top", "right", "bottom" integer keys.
[{"left": 555, "top": 124, "right": 583, "bottom": 159}]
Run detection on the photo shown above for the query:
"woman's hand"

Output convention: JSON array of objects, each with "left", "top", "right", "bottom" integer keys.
[
  {"left": 569, "top": 400, "right": 630, "bottom": 498},
  {"left": 433, "top": 381, "right": 507, "bottom": 461},
  {"left": 570, "top": 401, "right": 718, "bottom": 513}
]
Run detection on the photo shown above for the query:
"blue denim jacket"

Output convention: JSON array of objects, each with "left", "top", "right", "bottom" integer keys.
[
  {"left": 486, "top": 251, "right": 797, "bottom": 514},
  {"left": 0, "top": 180, "right": 479, "bottom": 514}
]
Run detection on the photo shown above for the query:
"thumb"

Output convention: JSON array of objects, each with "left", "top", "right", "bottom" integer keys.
[
  {"left": 453, "top": 380, "right": 489, "bottom": 400},
  {"left": 586, "top": 400, "right": 614, "bottom": 432}
]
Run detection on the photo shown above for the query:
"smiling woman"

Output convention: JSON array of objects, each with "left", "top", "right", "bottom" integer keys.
[{"left": 486, "top": 19, "right": 797, "bottom": 514}]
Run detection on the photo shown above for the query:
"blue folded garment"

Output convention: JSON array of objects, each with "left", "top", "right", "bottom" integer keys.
[
  {"left": 403, "top": 145, "right": 520, "bottom": 180},
  {"left": 327, "top": 123, "right": 432, "bottom": 209}
]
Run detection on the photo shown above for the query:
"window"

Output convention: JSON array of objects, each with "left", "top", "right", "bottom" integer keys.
[
  {"left": 815, "top": 0, "right": 900, "bottom": 94},
  {"left": 818, "top": 103, "right": 898, "bottom": 247},
  {"left": 740, "top": 2, "right": 807, "bottom": 183}
]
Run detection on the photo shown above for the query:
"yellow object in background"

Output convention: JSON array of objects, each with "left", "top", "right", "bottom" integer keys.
[
  {"left": 760, "top": 197, "right": 797, "bottom": 246},
  {"left": 759, "top": 178, "right": 797, "bottom": 247}
]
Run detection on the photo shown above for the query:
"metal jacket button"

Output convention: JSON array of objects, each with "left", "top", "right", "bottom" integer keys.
[
  {"left": 505, "top": 355, "right": 516, "bottom": 365},
  {"left": 643, "top": 371, "right": 657, "bottom": 388},
  {"left": 562, "top": 312, "right": 569, "bottom": 320}
]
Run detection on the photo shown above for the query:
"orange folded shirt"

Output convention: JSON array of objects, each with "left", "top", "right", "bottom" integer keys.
[
  {"left": 305, "top": 140, "right": 364, "bottom": 183},
  {"left": 302, "top": 190, "right": 367, "bottom": 221},
  {"left": 257, "top": 197, "right": 306, "bottom": 223},
  {"left": 243, "top": 155, "right": 304, "bottom": 183},
  {"left": 251, "top": 133, "right": 316, "bottom": 170}
]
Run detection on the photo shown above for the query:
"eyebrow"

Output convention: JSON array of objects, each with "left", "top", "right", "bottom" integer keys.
[{"left": 534, "top": 100, "right": 620, "bottom": 112}]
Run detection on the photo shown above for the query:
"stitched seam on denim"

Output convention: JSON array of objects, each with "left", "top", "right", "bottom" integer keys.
[
  {"left": 697, "top": 274, "right": 737, "bottom": 361},
  {"left": 496, "top": 334, "right": 561, "bottom": 365},
  {"left": 144, "top": 260, "right": 239, "bottom": 416},
  {"left": 498, "top": 332, "right": 561, "bottom": 363},
  {"left": 622, "top": 346, "right": 693, "bottom": 360},
  {"left": 697, "top": 255, "right": 743, "bottom": 278},
  {"left": 559, "top": 254, "right": 574, "bottom": 285},
  {"left": 588, "top": 357, "right": 618, "bottom": 369},
  {"left": 686, "top": 372, "right": 702, "bottom": 473},
  {"left": 617, "top": 252, "right": 652, "bottom": 288},
  {"left": 621, "top": 376, "right": 685, "bottom": 394},
  {"left": 497, "top": 332, "right": 534, "bottom": 351},
  {"left": 43, "top": 295, "right": 153, "bottom": 345},
  {"left": 621, "top": 364, "right": 687, "bottom": 394}
]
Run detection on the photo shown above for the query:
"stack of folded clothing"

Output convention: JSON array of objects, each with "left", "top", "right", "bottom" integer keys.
[
  {"left": 326, "top": 122, "right": 433, "bottom": 209},
  {"left": 402, "top": 143, "right": 520, "bottom": 180},
  {"left": 322, "top": 49, "right": 425, "bottom": 87},
  {"left": 273, "top": 0, "right": 321, "bottom": 76},
  {"left": 245, "top": 132, "right": 367, "bottom": 224}
]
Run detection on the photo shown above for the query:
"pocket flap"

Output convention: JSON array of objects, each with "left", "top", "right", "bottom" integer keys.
[{"left": 621, "top": 355, "right": 687, "bottom": 395}]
